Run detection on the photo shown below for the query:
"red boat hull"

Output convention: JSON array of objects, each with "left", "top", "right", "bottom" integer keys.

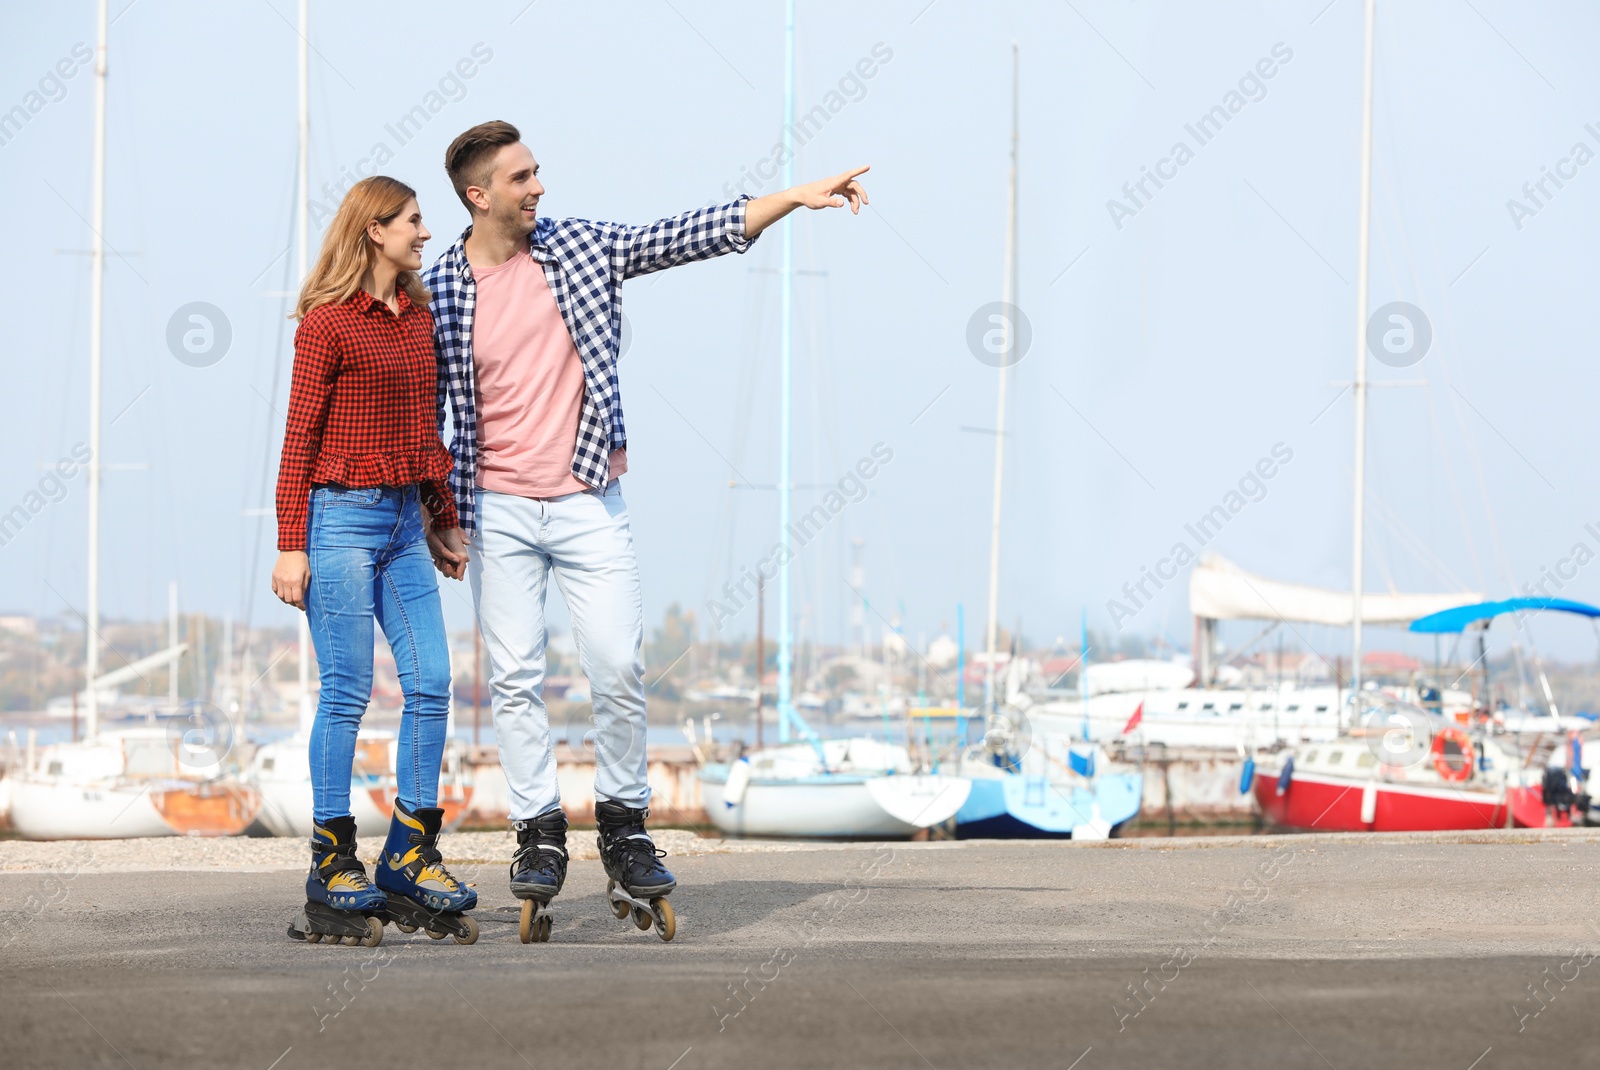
[{"left": 1251, "top": 771, "right": 1573, "bottom": 832}]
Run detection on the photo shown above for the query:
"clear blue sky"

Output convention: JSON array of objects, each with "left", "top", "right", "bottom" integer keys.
[{"left": 4, "top": 0, "right": 1598, "bottom": 664}]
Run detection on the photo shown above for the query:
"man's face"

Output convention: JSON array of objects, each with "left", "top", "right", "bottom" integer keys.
[{"left": 477, "top": 141, "right": 544, "bottom": 237}]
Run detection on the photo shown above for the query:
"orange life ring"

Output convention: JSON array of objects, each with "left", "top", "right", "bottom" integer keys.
[{"left": 1431, "top": 727, "right": 1474, "bottom": 782}]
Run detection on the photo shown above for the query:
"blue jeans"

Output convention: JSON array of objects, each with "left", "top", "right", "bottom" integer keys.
[{"left": 305, "top": 484, "right": 450, "bottom": 826}]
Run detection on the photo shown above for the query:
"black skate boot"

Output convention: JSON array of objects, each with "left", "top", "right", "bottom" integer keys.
[
  {"left": 509, "top": 809, "right": 568, "bottom": 944},
  {"left": 287, "top": 815, "right": 385, "bottom": 946},
  {"left": 596, "top": 800, "right": 677, "bottom": 942}
]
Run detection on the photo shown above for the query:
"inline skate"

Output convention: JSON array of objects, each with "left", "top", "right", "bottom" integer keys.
[
  {"left": 288, "top": 815, "right": 385, "bottom": 947},
  {"left": 509, "top": 808, "right": 568, "bottom": 944},
  {"left": 374, "top": 800, "right": 479, "bottom": 944},
  {"left": 596, "top": 800, "right": 676, "bottom": 942}
]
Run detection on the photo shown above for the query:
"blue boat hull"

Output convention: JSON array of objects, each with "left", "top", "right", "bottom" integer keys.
[{"left": 954, "top": 773, "right": 1142, "bottom": 839}]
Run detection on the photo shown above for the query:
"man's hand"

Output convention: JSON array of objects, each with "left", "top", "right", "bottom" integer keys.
[
  {"left": 746, "top": 166, "right": 870, "bottom": 238},
  {"left": 272, "top": 551, "right": 310, "bottom": 611},
  {"left": 428, "top": 525, "right": 470, "bottom": 580}
]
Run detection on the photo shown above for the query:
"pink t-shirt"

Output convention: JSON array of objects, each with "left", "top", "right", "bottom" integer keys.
[{"left": 471, "top": 250, "right": 626, "bottom": 498}]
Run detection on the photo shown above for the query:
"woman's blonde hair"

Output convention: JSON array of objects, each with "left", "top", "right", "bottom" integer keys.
[{"left": 294, "top": 176, "right": 431, "bottom": 319}]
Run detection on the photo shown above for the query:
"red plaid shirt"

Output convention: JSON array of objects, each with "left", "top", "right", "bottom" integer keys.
[{"left": 275, "top": 288, "right": 457, "bottom": 552}]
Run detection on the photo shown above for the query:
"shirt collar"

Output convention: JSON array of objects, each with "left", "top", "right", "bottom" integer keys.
[
  {"left": 352, "top": 287, "right": 414, "bottom": 316},
  {"left": 449, "top": 219, "right": 555, "bottom": 279}
]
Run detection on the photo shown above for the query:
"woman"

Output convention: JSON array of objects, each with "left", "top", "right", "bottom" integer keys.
[{"left": 272, "top": 176, "right": 477, "bottom": 945}]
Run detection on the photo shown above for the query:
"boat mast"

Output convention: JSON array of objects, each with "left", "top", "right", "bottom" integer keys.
[
  {"left": 295, "top": 0, "right": 313, "bottom": 734},
  {"left": 776, "top": 0, "right": 795, "bottom": 742},
  {"left": 983, "top": 44, "right": 1019, "bottom": 714},
  {"left": 1348, "top": 0, "right": 1376, "bottom": 723},
  {"left": 85, "top": 0, "right": 108, "bottom": 739}
]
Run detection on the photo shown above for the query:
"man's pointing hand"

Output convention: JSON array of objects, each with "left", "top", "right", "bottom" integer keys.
[{"left": 745, "top": 166, "right": 870, "bottom": 238}]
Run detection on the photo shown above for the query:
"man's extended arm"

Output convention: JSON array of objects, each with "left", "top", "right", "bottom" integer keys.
[
  {"left": 744, "top": 166, "right": 870, "bottom": 239},
  {"left": 609, "top": 165, "right": 871, "bottom": 279}
]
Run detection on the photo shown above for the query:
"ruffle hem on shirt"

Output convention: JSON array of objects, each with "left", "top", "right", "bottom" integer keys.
[{"left": 309, "top": 443, "right": 453, "bottom": 493}]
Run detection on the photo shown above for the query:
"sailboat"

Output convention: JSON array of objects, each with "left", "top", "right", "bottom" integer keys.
[
  {"left": 931, "top": 46, "right": 1141, "bottom": 839},
  {"left": 2, "top": 2, "right": 261, "bottom": 840},
  {"left": 694, "top": 2, "right": 968, "bottom": 839},
  {"left": 1026, "top": 554, "right": 1482, "bottom": 751},
  {"left": 1248, "top": 1, "right": 1586, "bottom": 833},
  {"left": 1252, "top": 599, "right": 1599, "bottom": 832},
  {"left": 246, "top": 727, "right": 475, "bottom": 838},
  {"left": 8, "top": 726, "right": 261, "bottom": 840},
  {"left": 956, "top": 651, "right": 1142, "bottom": 839},
  {"left": 699, "top": 737, "right": 970, "bottom": 838}
]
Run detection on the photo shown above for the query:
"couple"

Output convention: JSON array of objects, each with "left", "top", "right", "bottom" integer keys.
[{"left": 272, "top": 119, "right": 869, "bottom": 941}]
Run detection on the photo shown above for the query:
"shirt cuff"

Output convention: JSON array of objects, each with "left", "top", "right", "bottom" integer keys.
[{"left": 728, "top": 195, "right": 756, "bottom": 254}]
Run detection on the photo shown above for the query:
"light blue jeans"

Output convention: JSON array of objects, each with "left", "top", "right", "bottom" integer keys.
[
  {"left": 469, "top": 482, "right": 650, "bottom": 820},
  {"left": 305, "top": 484, "right": 450, "bottom": 826}
]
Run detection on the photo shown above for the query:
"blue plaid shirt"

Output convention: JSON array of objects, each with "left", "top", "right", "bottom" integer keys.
[{"left": 423, "top": 197, "right": 758, "bottom": 532}]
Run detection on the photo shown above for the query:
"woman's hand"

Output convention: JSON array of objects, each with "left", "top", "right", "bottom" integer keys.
[
  {"left": 427, "top": 526, "right": 469, "bottom": 580},
  {"left": 272, "top": 551, "right": 311, "bottom": 610}
]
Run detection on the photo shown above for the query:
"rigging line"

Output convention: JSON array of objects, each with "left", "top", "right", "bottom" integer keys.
[
  {"left": 1369, "top": 12, "right": 1478, "bottom": 604},
  {"left": 1364, "top": 494, "right": 1399, "bottom": 596},
  {"left": 802, "top": 212, "right": 860, "bottom": 645},
  {"left": 1378, "top": 50, "right": 1518, "bottom": 599},
  {"left": 801, "top": 224, "right": 826, "bottom": 646},
  {"left": 41, "top": 232, "right": 93, "bottom": 613},
  {"left": 240, "top": 162, "right": 301, "bottom": 648},
  {"left": 1372, "top": 29, "right": 1499, "bottom": 597},
  {"left": 797, "top": 193, "right": 847, "bottom": 647},
  {"left": 701, "top": 250, "right": 772, "bottom": 614},
  {"left": 1364, "top": 50, "right": 1421, "bottom": 608},
  {"left": 1367, "top": 494, "right": 1470, "bottom": 592}
]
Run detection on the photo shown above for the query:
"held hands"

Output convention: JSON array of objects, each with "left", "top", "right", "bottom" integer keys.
[
  {"left": 427, "top": 526, "right": 469, "bottom": 580},
  {"left": 792, "top": 166, "right": 870, "bottom": 213},
  {"left": 271, "top": 551, "right": 310, "bottom": 611}
]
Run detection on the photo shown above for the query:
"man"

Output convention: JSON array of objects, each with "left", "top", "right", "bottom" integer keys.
[{"left": 422, "top": 119, "right": 868, "bottom": 922}]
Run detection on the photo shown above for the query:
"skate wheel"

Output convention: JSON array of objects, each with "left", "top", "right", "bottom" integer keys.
[
  {"left": 652, "top": 898, "right": 675, "bottom": 942},
  {"left": 306, "top": 932, "right": 323, "bottom": 944},
  {"left": 453, "top": 916, "right": 479, "bottom": 945},
  {"left": 426, "top": 927, "right": 448, "bottom": 940},
  {"left": 632, "top": 906, "right": 652, "bottom": 931},
  {"left": 608, "top": 881, "right": 630, "bottom": 920},
  {"left": 360, "top": 917, "right": 384, "bottom": 947},
  {"left": 519, "top": 899, "right": 537, "bottom": 944},
  {"left": 395, "top": 921, "right": 418, "bottom": 934},
  {"left": 537, "top": 913, "right": 552, "bottom": 942}
]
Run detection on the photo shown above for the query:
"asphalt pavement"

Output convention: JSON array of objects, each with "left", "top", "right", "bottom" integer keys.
[{"left": 4, "top": 831, "right": 1599, "bottom": 1069}]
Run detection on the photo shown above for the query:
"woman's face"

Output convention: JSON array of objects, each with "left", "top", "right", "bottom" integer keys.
[{"left": 368, "top": 197, "right": 430, "bottom": 273}]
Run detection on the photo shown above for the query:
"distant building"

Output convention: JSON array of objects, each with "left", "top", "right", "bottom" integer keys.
[
  {"left": 0, "top": 613, "right": 36, "bottom": 637},
  {"left": 926, "top": 634, "right": 959, "bottom": 668}
]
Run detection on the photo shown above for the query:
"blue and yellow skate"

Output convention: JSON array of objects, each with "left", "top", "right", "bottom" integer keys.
[
  {"left": 288, "top": 815, "right": 386, "bottom": 946},
  {"left": 374, "top": 800, "right": 478, "bottom": 944}
]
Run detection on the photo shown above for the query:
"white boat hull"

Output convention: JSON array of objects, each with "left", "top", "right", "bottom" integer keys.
[
  {"left": 8, "top": 778, "right": 174, "bottom": 839},
  {"left": 700, "top": 769, "right": 969, "bottom": 838},
  {"left": 251, "top": 775, "right": 395, "bottom": 839}
]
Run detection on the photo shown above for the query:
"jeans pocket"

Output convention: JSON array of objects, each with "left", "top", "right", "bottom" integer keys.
[{"left": 317, "top": 485, "right": 384, "bottom": 507}]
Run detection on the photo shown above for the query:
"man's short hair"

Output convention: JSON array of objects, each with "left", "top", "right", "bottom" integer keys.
[{"left": 444, "top": 120, "right": 522, "bottom": 213}]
